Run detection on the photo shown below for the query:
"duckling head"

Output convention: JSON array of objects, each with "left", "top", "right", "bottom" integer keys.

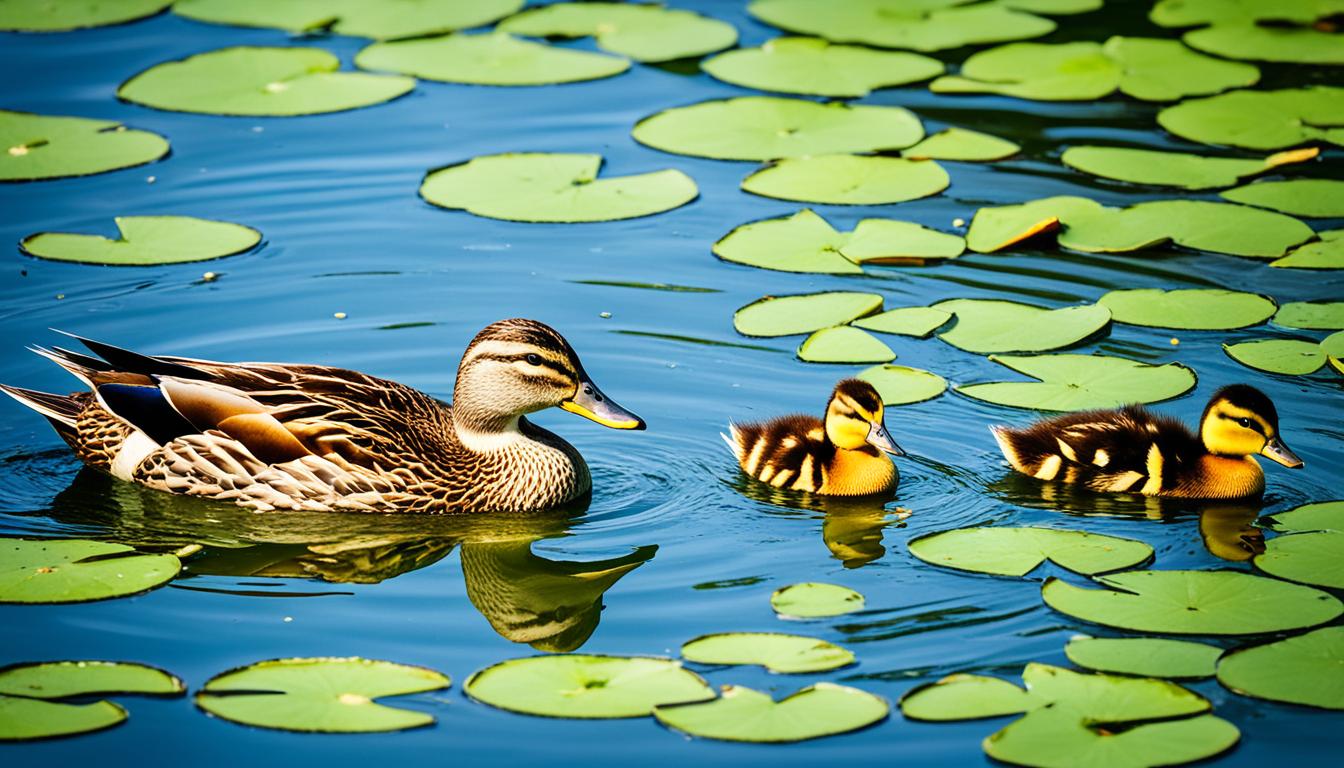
[
  {"left": 453, "top": 318, "right": 645, "bottom": 433},
  {"left": 824, "top": 379, "right": 904, "bottom": 455},
  {"left": 1199, "top": 384, "right": 1301, "bottom": 468}
]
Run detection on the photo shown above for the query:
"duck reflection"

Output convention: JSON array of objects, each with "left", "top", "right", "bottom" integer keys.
[
  {"left": 732, "top": 476, "right": 895, "bottom": 568},
  {"left": 38, "top": 468, "right": 654, "bottom": 651}
]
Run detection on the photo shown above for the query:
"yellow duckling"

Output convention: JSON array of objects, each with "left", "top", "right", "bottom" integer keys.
[
  {"left": 990, "top": 384, "right": 1302, "bottom": 499},
  {"left": 724, "top": 379, "right": 904, "bottom": 496}
]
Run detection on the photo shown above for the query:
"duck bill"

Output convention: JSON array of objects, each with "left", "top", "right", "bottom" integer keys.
[
  {"left": 866, "top": 421, "right": 905, "bottom": 456},
  {"left": 1260, "top": 437, "right": 1303, "bottom": 468},
  {"left": 560, "top": 376, "right": 646, "bottom": 430}
]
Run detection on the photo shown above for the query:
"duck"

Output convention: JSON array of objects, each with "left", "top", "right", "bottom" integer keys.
[
  {"left": 724, "top": 379, "right": 904, "bottom": 496},
  {"left": 0, "top": 319, "right": 645, "bottom": 514},
  {"left": 990, "top": 384, "right": 1302, "bottom": 499}
]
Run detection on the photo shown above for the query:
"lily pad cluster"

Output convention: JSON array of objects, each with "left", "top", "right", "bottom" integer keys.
[
  {"left": 715, "top": 209, "right": 964, "bottom": 274},
  {"left": 0, "top": 661, "right": 183, "bottom": 741},
  {"left": 173, "top": 0, "right": 523, "bottom": 40},
  {"left": 957, "top": 354, "right": 1197, "bottom": 411},
  {"left": 1151, "top": 0, "right": 1344, "bottom": 64},
  {"left": 1254, "top": 500, "right": 1344, "bottom": 589}
]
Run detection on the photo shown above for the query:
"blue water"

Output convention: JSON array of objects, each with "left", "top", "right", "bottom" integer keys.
[{"left": 2, "top": 2, "right": 1342, "bottom": 766}]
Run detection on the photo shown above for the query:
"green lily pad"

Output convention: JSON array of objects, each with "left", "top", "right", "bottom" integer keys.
[
  {"left": 1061, "top": 146, "right": 1319, "bottom": 190},
  {"left": 702, "top": 37, "right": 942, "bottom": 97},
  {"left": 355, "top": 32, "right": 628, "bottom": 86},
  {"left": 497, "top": 2, "right": 737, "bottom": 63},
  {"left": 798, "top": 327, "right": 895, "bottom": 364},
  {"left": 21, "top": 216, "right": 261, "bottom": 266},
  {"left": 1, "top": 110, "right": 168, "bottom": 182},
  {"left": 1254, "top": 500, "right": 1344, "bottom": 589},
  {"left": 1223, "top": 339, "right": 1326, "bottom": 375},
  {"left": 747, "top": 0, "right": 1059, "bottom": 52},
  {"left": 966, "top": 196, "right": 1106, "bottom": 253},
  {"left": 714, "top": 210, "right": 962, "bottom": 274},
  {"left": 653, "top": 683, "right": 886, "bottom": 743},
  {"left": 118, "top": 47, "right": 414, "bottom": 116},
  {"left": 0, "top": 0, "right": 169, "bottom": 31},
  {"left": 900, "top": 673, "right": 1034, "bottom": 721},
  {"left": 957, "top": 354, "right": 1197, "bottom": 411},
  {"left": 632, "top": 97, "right": 924, "bottom": 162},
  {"left": 987, "top": 705, "right": 1239, "bottom": 768},
  {"left": 840, "top": 220, "right": 965, "bottom": 264},
  {"left": 196, "top": 657, "right": 449, "bottom": 732},
  {"left": 771, "top": 582, "right": 865, "bottom": 618},
  {"left": 0, "top": 538, "right": 180, "bottom": 604},
  {"left": 0, "top": 661, "right": 183, "bottom": 741},
  {"left": 909, "top": 527, "right": 1153, "bottom": 577},
  {"left": 464, "top": 655, "right": 712, "bottom": 718},
  {"left": 174, "top": 0, "right": 522, "bottom": 39},
  {"left": 742, "top": 154, "right": 949, "bottom": 205},
  {"left": 734, "top": 292, "right": 882, "bottom": 337},
  {"left": 1274, "top": 301, "right": 1344, "bottom": 330},
  {"left": 1262, "top": 500, "right": 1344, "bottom": 532},
  {"left": 1059, "top": 200, "right": 1314, "bottom": 258},
  {"left": 1220, "top": 179, "right": 1344, "bottom": 217},
  {"left": 1099, "top": 288, "right": 1276, "bottom": 330},
  {"left": 1324, "top": 330, "right": 1344, "bottom": 358},
  {"left": 1042, "top": 570, "right": 1343, "bottom": 635},
  {"left": 932, "top": 299, "right": 1110, "bottom": 354},
  {"left": 853, "top": 307, "right": 952, "bottom": 338},
  {"left": 681, "top": 632, "right": 855, "bottom": 673},
  {"left": 856, "top": 364, "right": 948, "bottom": 405},
  {"left": 904, "top": 127, "right": 1020, "bottom": 161},
  {"left": 1151, "top": 0, "right": 1344, "bottom": 26},
  {"left": 1064, "top": 637, "right": 1222, "bottom": 679},
  {"left": 1157, "top": 87, "right": 1344, "bottom": 150},
  {"left": 419, "top": 153, "right": 696, "bottom": 223},
  {"left": 1272, "top": 229, "right": 1344, "bottom": 269},
  {"left": 1185, "top": 23, "right": 1344, "bottom": 65},
  {"left": 1216, "top": 626, "right": 1344, "bottom": 709}
]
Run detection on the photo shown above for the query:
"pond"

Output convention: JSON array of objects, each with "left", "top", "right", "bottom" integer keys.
[{"left": 1, "top": 0, "right": 1341, "bottom": 764}]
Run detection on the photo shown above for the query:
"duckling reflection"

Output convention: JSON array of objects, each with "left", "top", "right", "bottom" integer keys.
[
  {"left": 731, "top": 474, "right": 893, "bottom": 568},
  {"left": 1199, "top": 503, "right": 1265, "bottom": 562}
]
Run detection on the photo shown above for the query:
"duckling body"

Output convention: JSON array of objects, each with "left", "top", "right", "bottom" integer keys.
[
  {"left": 725, "top": 379, "right": 902, "bottom": 496},
  {"left": 991, "top": 385, "right": 1301, "bottom": 500},
  {"left": 1, "top": 319, "right": 644, "bottom": 514}
]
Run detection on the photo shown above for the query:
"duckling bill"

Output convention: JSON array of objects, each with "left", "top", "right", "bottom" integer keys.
[
  {"left": 991, "top": 384, "right": 1301, "bottom": 499},
  {"left": 725, "top": 379, "right": 903, "bottom": 496}
]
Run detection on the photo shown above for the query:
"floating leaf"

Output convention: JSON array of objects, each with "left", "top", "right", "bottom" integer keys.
[
  {"left": 1151, "top": 0, "right": 1344, "bottom": 27},
  {"left": 0, "top": 0, "right": 170, "bottom": 31},
  {"left": 900, "top": 673, "right": 1034, "bottom": 721},
  {"left": 355, "top": 32, "right": 628, "bottom": 86},
  {"left": 632, "top": 97, "right": 924, "bottom": 161},
  {"left": 957, "top": 354, "right": 1197, "bottom": 411},
  {"left": 1061, "top": 146, "right": 1318, "bottom": 190},
  {"left": 747, "top": 0, "right": 1059, "bottom": 52},
  {"left": 1223, "top": 339, "right": 1326, "bottom": 375},
  {"left": 714, "top": 210, "right": 961, "bottom": 274},
  {"left": 966, "top": 196, "right": 1106, "bottom": 253},
  {"left": 1324, "top": 330, "right": 1344, "bottom": 359},
  {"left": 1262, "top": 500, "right": 1344, "bottom": 533},
  {"left": 853, "top": 307, "right": 952, "bottom": 338},
  {"left": 986, "top": 705, "right": 1239, "bottom": 768},
  {"left": 0, "top": 539, "right": 180, "bottom": 604},
  {"left": 21, "top": 216, "right": 261, "bottom": 266},
  {"left": 420, "top": 153, "right": 696, "bottom": 223},
  {"left": 734, "top": 292, "right": 882, "bottom": 337},
  {"left": 798, "top": 327, "right": 895, "bottom": 364},
  {"left": 841, "top": 220, "right": 965, "bottom": 264},
  {"left": 174, "top": 0, "right": 522, "bottom": 39},
  {"left": 1220, "top": 179, "right": 1344, "bottom": 218},
  {"left": 1216, "top": 626, "right": 1344, "bottom": 709},
  {"left": 1058, "top": 200, "right": 1313, "bottom": 258},
  {"left": 909, "top": 527, "right": 1153, "bottom": 577},
  {"left": 681, "top": 632, "right": 854, "bottom": 673},
  {"left": 742, "top": 154, "right": 949, "bottom": 205},
  {"left": 856, "top": 364, "right": 948, "bottom": 405},
  {"left": 0, "top": 661, "right": 183, "bottom": 742},
  {"left": 932, "top": 299, "right": 1110, "bottom": 354},
  {"left": 1042, "top": 570, "right": 1343, "bottom": 635},
  {"left": 702, "top": 37, "right": 942, "bottom": 97},
  {"left": 498, "top": 2, "right": 737, "bottom": 63},
  {"left": 653, "top": 683, "right": 886, "bottom": 743},
  {"left": 1099, "top": 288, "right": 1275, "bottom": 330},
  {"left": 0, "top": 110, "right": 168, "bottom": 182},
  {"left": 1185, "top": 23, "right": 1344, "bottom": 65},
  {"left": 904, "top": 127, "right": 1020, "bottom": 161},
  {"left": 118, "top": 47, "right": 414, "bottom": 116},
  {"left": 464, "top": 655, "right": 712, "bottom": 718},
  {"left": 1064, "top": 637, "right": 1221, "bottom": 679},
  {"left": 1272, "top": 229, "right": 1344, "bottom": 269},
  {"left": 1255, "top": 500, "right": 1344, "bottom": 589},
  {"left": 1275, "top": 301, "right": 1344, "bottom": 330},
  {"left": 771, "top": 582, "right": 865, "bottom": 618},
  {"left": 1157, "top": 87, "right": 1344, "bottom": 150}
]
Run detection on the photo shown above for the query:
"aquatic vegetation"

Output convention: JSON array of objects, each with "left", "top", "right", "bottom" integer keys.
[
  {"left": 464, "top": 655, "right": 713, "bottom": 718},
  {"left": 908, "top": 527, "right": 1153, "bottom": 577},
  {"left": 355, "top": 32, "right": 629, "bottom": 86},
  {"left": 1151, "top": 0, "right": 1344, "bottom": 64},
  {"left": 1064, "top": 637, "right": 1222, "bottom": 679},
  {"left": 741, "top": 154, "right": 949, "bottom": 205},
  {"left": 0, "top": 661, "right": 183, "bottom": 741},
  {"left": 498, "top": 2, "right": 737, "bottom": 62},
  {"left": 1222, "top": 339, "right": 1328, "bottom": 375},
  {"left": 1274, "top": 301, "right": 1344, "bottom": 330},
  {"left": 702, "top": 37, "right": 943, "bottom": 97},
  {"left": 714, "top": 209, "right": 963, "bottom": 274},
  {"left": 0, "top": 110, "right": 168, "bottom": 181},
  {"left": 681, "top": 632, "right": 855, "bottom": 673},
  {"left": 1254, "top": 500, "right": 1344, "bottom": 589},
  {"left": 956, "top": 354, "right": 1197, "bottom": 410},
  {"left": 1272, "top": 231, "right": 1344, "bottom": 269},
  {"left": 0, "top": 538, "right": 180, "bottom": 604},
  {"left": 21, "top": 216, "right": 261, "bottom": 266},
  {"left": 733, "top": 292, "right": 883, "bottom": 337},
  {"left": 903, "top": 127, "right": 1020, "bottom": 161},
  {"left": 1219, "top": 179, "right": 1344, "bottom": 218},
  {"left": 653, "top": 683, "right": 887, "bottom": 742},
  {"left": 770, "top": 582, "right": 865, "bottom": 618},
  {"left": 856, "top": 364, "right": 947, "bottom": 405},
  {"left": 931, "top": 298, "right": 1111, "bottom": 354},
  {"left": 1060, "top": 146, "right": 1318, "bottom": 190},
  {"left": 1216, "top": 626, "right": 1344, "bottom": 709},
  {"left": 1157, "top": 87, "right": 1344, "bottom": 150},
  {"left": 173, "top": 0, "right": 522, "bottom": 39},
  {"left": 0, "top": 0, "right": 170, "bottom": 31},
  {"left": 1099, "top": 288, "right": 1276, "bottom": 330},
  {"left": 852, "top": 307, "right": 952, "bottom": 338},
  {"left": 797, "top": 326, "right": 895, "bottom": 363}
]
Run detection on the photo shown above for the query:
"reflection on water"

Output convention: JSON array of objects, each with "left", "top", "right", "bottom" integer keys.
[{"left": 732, "top": 475, "right": 897, "bottom": 568}]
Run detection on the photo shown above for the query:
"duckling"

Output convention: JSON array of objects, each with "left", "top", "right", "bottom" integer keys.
[
  {"left": 724, "top": 379, "right": 904, "bottom": 496},
  {"left": 990, "top": 384, "right": 1302, "bottom": 499},
  {"left": 0, "top": 319, "right": 645, "bottom": 514}
]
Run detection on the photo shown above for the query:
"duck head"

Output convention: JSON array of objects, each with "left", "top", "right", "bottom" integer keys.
[
  {"left": 824, "top": 379, "right": 903, "bottom": 455},
  {"left": 1199, "top": 384, "right": 1301, "bottom": 467}
]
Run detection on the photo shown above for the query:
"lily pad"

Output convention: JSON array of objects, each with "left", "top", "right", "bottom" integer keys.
[
  {"left": 1042, "top": 570, "right": 1343, "bottom": 635},
  {"left": 1, "top": 110, "right": 168, "bottom": 182},
  {"left": 747, "top": 0, "right": 1059, "bottom": 52},
  {"left": 904, "top": 127, "right": 1020, "bottom": 161},
  {"left": 1274, "top": 301, "right": 1344, "bottom": 330},
  {"left": 0, "top": 538, "right": 180, "bottom": 604},
  {"left": 798, "top": 327, "right": 895, "bottom": 364},
  {"left": 932, "top": 299, "right": 1110, "bottom": 354},
  {"left": 196, "top": 657, "right": 449, "bottom": 732},
  {"left": 653, "top": 683, "right": 886, "bottom": 743},
  {"left": 1184, "top": 23, "right": 1344, "bottom": 65},
  {"left": 1151, "top": 0, "right": 1344, "bottom": 27},
  {"left": 1061, "top": 146, "right": 1319, "bottom": 190},
  {"left": 1058, "top": 200, "right": 1314, "bottom": 258},
  {"left": 1216, "top": 626, "right": 1344, "bottom": 709},
  {"left": 966, "top": 195, "right": 1106, "bottom": 253},
  {"left": 987, "top": 705, "right": 1239, "bottom": 768},
  {"left": 742, "top": 154, "right": 949, "bottom": 205},
  {"left": 1223, "top": 339, "right": 1326, "bottom": 375},
  {"left": 957, "top": 354, "right": 1197, "bottom": 411},
  {"left": 841, "top": 220, "right": 965, "bottom": 264},
  {"left": 1272, "top": 230, "right": 1344, "bottom": 269},
  {"left": 497, "top": 2, "right": 737, "bottom": 63},
  {"left": 853, "top": 307, "right": 952, "bottom": 338},
  {"left": 856, "top": 364, "right": 948, "bottom": 405},
  {"left": 1157, "top": 87, "right": 1344, "bottom": 150},
  {"left": 1064, "top": 637, "right": 1222, "bottom": 679},
  {"left": 900, "top": 673, "right": 1034, "bottom": 721},
  {"left": 1262, "top": 500, "right": 1344, "bottom": 532},
  {"left": 21, "top": 216, "right": 261, "bottom": 266},
  {"left": 734, "top": 292, "right": 882, "bottom": 337},
  {"left": 420, "top": 153, "right": 696, "bottom": 223},
  {"left": 118, "top": 47, "right": 414, "bottom": 116},
  {"left": 714, "top": 210, "right": 961, "bottom": 274},
  {"left": 632, "top": 97, "right": 924, "bottom": 161},
  {"left": 0, "top": 661, "right": 183, "bottom": 741},
  {"left": 681, "top": 632, "right": 855, "bottom": 673},
  {"left": 702, "top": 37, "right": 942, "bottom": 97},
  {"left": 1255, "top": 500, "right": 1344, "bottom": 589},
  {"left": 355, "top": 32, "right": 629, "bottom": 86},
  {"left": 0, "top": 0, "right": 170, "bottom": 31},
  {"left": 464, "top": 655, "right": 712, "bottom": 718},
  {"left": 174, "top": 0, "right": 522, "bottom": 39},
  {"left": 909, "top": 527, "right": 1153, "bottom": 577},
  {"left": 1220, "top": 179, "right": 1344, "bottom": 217},
  {"left": 771, "top": 582, "right": 865, "bottom": 618},
  {"left": 1099, "top": 288, "right": 1276, "bottom": 330},
  {"left": 1325, "top": 330, "right": 1344, "bottom": 359}
]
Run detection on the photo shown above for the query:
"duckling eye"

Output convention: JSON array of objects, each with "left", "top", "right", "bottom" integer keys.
[
  {"left": 525, "top": 353, "right": 541, "bottom": 366},
  {"left": 1236, "top": 417, "right": 1251, "bottom": 428}
]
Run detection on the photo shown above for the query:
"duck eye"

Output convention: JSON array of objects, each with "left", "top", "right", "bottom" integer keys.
[
  {"left": 525, "top": 353, "right": 541, "bottom": 366},
  {"left": 1236, "top": 417, "right": 1251, "bottom": 428}
]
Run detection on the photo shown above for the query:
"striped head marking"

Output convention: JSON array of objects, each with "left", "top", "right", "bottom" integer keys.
[
  {"left": 825, "top": 379, "right": 903, "bottom": 455},
  {"left": 1199, "top": 384, "right": 1301, "bottom": 468}
]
